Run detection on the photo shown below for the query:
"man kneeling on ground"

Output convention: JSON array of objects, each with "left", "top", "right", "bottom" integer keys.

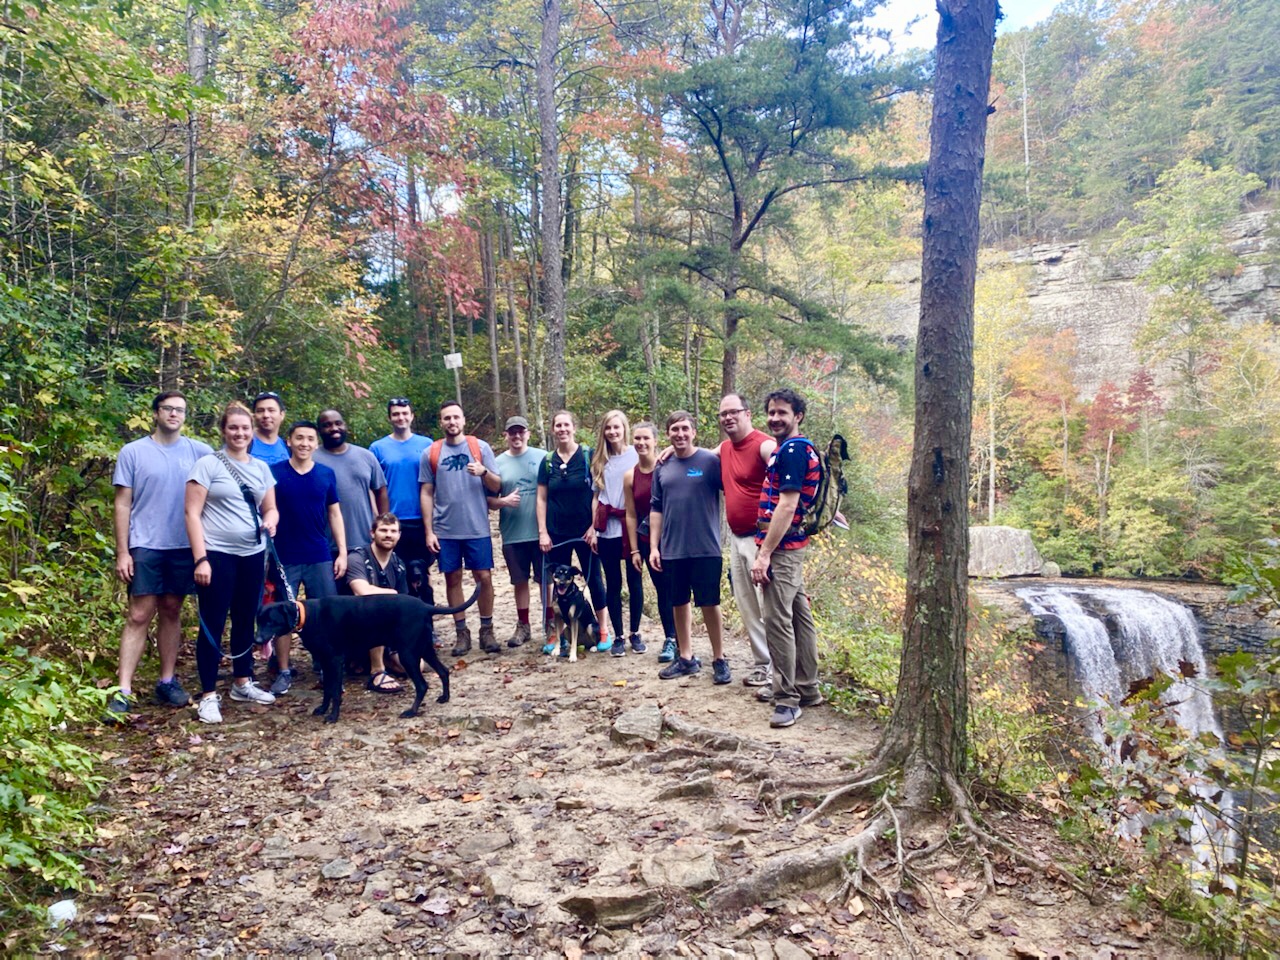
[{"left": 347, "top": 512, "right": 410, "bottom": 693}]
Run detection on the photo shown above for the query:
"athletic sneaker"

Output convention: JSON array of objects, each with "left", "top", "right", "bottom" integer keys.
[
  {"left": 507, "top": 623, "right": 532, "bottom": 648},
  {"left": 104, "top": 692, "right": 133, "bottom": 722},
  {"left": 743, "top": 667, "right": 771, "bottom": 688},
  {"left": 770, "top": 705, "right": 802, "bottom": 728},
  {"left": 757, "top": 687, "right": 775, "bottom": 703},
  {"left": 197, "top": 694, "right": 223, "bottom": 724},
  {"left": 269, "top": 669, "right": 297, "bottom": 696},
  {"left": 658, "top": 656, "right": 701, "bottom": 680},
  {"left": 610, "top": 638, "right": 626, "bottom": 658},
  {"left": 153, "top": 678, "right": 190, "bottom": 707},
  {"left": 629, "top": 633, "right": 647, "bottom": 654},
  {"left": 479, "top": 623, "right": 500, "bottom": 653},
  {"left": 657, "top": 637, "right": 678, "bottom": 663},
  {"left": 229, "top": 680, "right": 276, "bottom": 704},
  {"left": 712, "top": 658, "right": 732, "bottom": 685},
  {"left": 594, "top": 632, "right": 611, "bottom": 653},
  {"left": 800, "top": 692, "right": 826, "bottom": 708}
]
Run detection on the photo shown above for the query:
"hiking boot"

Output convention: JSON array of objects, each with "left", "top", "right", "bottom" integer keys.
[
  {"left": 154, "top": 678, "right": 190, "bottom": 707},
  {"left": 658, "top": 656, "right": 701, "bottom": 680},
  {"left": 479, "top": 623, "right": 500, "bottom": 654},
  {"left": 743, "top": 666, "right": 771, "bottom": 688},
  {"left": 610, "top": 637, "right": 626, "bottom": 658},
  {"left": 104, "top": 692, "right": 133, "bottom": 722},
  {"left": 507, "top": 623, "right": 532, "bottom": 648},
  {"left": 657, "top": 637, "right": 678, "bottom": 663},
  {"left": 269, "top": 669, "right": 297, "bottom": 696},
  {"left": 229, "top": 680, "right": 276, "bottom": 704},
  {"left": 770, "top": 705, "right": 802, "bottom": 728},
  {"left": 712, "top": 658, "right": 732, "bottom": 685},
  {"left": 451, "top": 624, "right": 473, "bottom": 657},
  {"left": 629, "top": 633, "right": 647, "bottom": 654},
  {"left": 197, "top": 694, "right": 223, "bottom": 724}
]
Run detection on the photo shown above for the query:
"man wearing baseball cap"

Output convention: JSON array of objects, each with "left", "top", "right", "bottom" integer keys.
[{"left": 488, "top": 416, "right": 546, "bottom": 646}]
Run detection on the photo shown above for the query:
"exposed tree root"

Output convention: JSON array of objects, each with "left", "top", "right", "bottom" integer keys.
[
  {"left": 795, "top": 772, "right": 890, "bottom": 824},
  {"left": 942, "top": 773, "right": 1098, "bottom": 905},
  {"left": 661, "top": 713, "right": 796, "bottom": 755}
]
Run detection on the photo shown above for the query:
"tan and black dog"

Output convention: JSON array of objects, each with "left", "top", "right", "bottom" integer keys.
[
  {"left": 545, "top": 564, "right": 600, "bottom": 662},
  {"left": 256, "top": 589, "right": 477, "bottom": 722}
]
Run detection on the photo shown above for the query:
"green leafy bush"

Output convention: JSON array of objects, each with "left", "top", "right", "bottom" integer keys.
[{"left": 0, "top": 634, "right": 106, "bottom": 923}]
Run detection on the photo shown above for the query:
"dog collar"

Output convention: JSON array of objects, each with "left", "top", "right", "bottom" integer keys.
[{"left": 294, "top": 599, "right": 306, "bottom": 634}]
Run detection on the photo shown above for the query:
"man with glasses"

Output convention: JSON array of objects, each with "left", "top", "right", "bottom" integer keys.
[
  {"left": 370, "top": 398, "right": 433, "bottom": 572},
  {"left": 488, "top": 416, "right": 546, "bottom": 647},
  {"left": 717, "top": 394, "right": 777, "bottom": 689},
  {"left": 250, "top": 391, "right": 289, "bottom": 465},
  {"left": 108, "top": 391, "right": 213, "bottom": 718}
]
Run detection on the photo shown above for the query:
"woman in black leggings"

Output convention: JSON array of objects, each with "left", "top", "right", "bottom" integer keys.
[
  {"left": 536, "top": 409, "right": 607, "bottom": 651},
  {"left": 185, "top": 401, "right": 279, "bottom": 723},
  {"left": 589, "top": 409, "right": 645, "bottom": 655},
  {"left": 624, "top": 422, "right": 677, "bottom": 661}
]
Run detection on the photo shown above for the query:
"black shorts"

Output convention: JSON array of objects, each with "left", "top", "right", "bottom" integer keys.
[
  {"left": 129, "top": 547, "right": 196, "bottom": 597},
  {"left": 501, "top": 540, "right": 542, "bottom": 585},
  {"left": 665, "top": 556, "right": 722, "bottom": 608},
  {"left": 395, "top": 520, "right": 434, "bottom": 567}
]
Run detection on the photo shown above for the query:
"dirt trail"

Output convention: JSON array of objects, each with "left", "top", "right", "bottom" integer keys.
[{"left": 74, "top": 564, "right": 1197, "bottom": 958}]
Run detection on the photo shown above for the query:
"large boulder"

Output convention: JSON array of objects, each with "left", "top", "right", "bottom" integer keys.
[{"left": 969, "top": 526, "right": 1046, "bottom": 578}]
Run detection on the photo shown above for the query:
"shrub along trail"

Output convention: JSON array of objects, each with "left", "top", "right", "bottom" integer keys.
[{"left": 73, "top": 571, "right": 1195, "bottom": 957}]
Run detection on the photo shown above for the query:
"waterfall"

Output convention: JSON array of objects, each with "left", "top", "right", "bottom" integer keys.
[{"left": 1015, "top": 584, "right": 1234, "bottom": 882}]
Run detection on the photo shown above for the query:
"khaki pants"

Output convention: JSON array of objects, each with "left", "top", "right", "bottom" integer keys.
[
  {"left": 761, "top": 546, "right": 819, "bottom": 708},
  {"left": 728, "top": 533, "right": 771, "bottom": 674}
]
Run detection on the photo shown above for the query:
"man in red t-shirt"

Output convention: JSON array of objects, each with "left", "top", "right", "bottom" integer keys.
[{"left": 717, "top": 393, "right": 777, "bottom": 688}]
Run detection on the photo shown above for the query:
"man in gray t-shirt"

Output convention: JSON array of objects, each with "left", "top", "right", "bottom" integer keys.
[
  {"left": 109, "top": 391, "right": 213, "bottom": 718},
  {"left": 313, "top": 409, "right": 388, "bottom": 551},
  {"left": 420, "top": 401, "right": 501, "bottom": 655},
  {"left": 649, "top": 410, "right": 729, "bottom": 684}
]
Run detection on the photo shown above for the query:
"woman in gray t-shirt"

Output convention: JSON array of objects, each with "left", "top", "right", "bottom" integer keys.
[{"left": 185, "top": 402, "right": 279, "bottom": 723}]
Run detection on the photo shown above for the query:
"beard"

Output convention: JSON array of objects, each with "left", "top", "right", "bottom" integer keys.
[{"left": 322, "top": 430, "right": 347, "bottom": 449}]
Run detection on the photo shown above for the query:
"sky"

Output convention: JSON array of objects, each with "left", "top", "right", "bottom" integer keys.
[{"left": 869, "top": 0, "right": 1058, "bottom": 50}]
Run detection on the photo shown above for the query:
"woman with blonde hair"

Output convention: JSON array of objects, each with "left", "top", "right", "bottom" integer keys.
[
  {"left": 590, "top": 410, "right": 644, "bottom": 656},
  {"left": 186, "top": 401, "right": 279, "bottom": 723}
]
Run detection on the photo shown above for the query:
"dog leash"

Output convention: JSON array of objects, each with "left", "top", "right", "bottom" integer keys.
[{"left": 196, "top": 534, "right": 293, "bottom": 663}]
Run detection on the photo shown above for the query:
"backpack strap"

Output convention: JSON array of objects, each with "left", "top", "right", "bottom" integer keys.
[{"left": 428, "top": 436, "right": 485, "bottom": 476}]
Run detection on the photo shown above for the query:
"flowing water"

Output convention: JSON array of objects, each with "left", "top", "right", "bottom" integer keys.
[{"left": 1015, "top": 584, "right": 1234, "bottom": 881}]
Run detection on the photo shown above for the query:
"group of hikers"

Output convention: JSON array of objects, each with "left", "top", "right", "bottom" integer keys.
[{"left": 111, "top": 387, "right": 824, "bottom": 729}]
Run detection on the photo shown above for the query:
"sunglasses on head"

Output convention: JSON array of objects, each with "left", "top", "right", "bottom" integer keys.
[{"left": 253, "top": 391, "right": 283, "bottom": 407}]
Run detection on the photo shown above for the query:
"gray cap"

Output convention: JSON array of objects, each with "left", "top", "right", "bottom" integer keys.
[{"left": 504, "top": 416, "right": 530, "bottom": 431}]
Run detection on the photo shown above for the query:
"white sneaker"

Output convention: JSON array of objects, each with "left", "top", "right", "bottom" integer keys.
[
  {"left": 229, "top": 680, "right": 276, "bottom": 704},
  {"left": 197, "top": 694, "right": 223, "bottom": 724}
]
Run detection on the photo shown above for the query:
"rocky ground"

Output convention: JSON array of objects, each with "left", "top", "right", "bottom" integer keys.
[{"left": 66, "top": 568, "right": 1201, "bottom": 958}]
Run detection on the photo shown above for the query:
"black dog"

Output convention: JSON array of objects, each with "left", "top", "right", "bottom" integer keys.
[
  {"left": 407, "top": 558, "right": 435, "bottom": 607},
  {"left": 546, "top": 564, "right": 600, "bottom": 662},
  {"left": 256, "top": 588, "right": 478, "bottom": 723}
]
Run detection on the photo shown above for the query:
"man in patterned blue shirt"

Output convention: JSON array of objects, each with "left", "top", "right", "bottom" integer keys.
[{"left": 751, "top": 389, "right": 822, "bottom": 728}]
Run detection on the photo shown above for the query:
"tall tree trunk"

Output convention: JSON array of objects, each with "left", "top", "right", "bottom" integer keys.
[
  {"left": 406, "top": 158, "right": 431, "bottom": 354},
  {"left": 987, "top": 385, "right": 996, "bottom": 522},
  {"left": 875, "top": 0, "right": 996, "bottom": 784},
  {"left": 538, "top": 0, "right": 566, "bottom": 412},
  {"left": 163, "top": 4, "right": 207, "bottom": 389},
  {"left": 501, "top": 207, "right": 529, "bottom": 419},
  {"left": 633, "top": 182, "right": 660, "bottom": 421},
  {"left": 562, "top": 148, "right": 577, "bottom": 284},
  {"left": 483, "top": 225, "right": 502, "bottom": 429}
]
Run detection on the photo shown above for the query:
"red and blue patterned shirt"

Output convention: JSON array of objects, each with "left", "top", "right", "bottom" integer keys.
[{"left": 756, "top": 436, "right": 820, "bottom": 551}]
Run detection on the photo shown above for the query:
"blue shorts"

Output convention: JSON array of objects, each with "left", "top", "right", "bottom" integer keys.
[{"left": 437, "top": 537, "right": 494, "bottom": 574}]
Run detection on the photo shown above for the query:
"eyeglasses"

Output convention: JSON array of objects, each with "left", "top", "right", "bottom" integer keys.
[
  {"left": 157, "top": 405, "right": 187, "bottom": 415},
  {"left": 253, "top": 391, "right": 283, "bottom": 407},
  {"left": 717, "top": 408, "right": 746, "bottom": 419}
]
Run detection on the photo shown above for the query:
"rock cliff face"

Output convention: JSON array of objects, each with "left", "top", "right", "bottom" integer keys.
[{"left": 880, "top": 211, "right": 1279, "bottom": 398}]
